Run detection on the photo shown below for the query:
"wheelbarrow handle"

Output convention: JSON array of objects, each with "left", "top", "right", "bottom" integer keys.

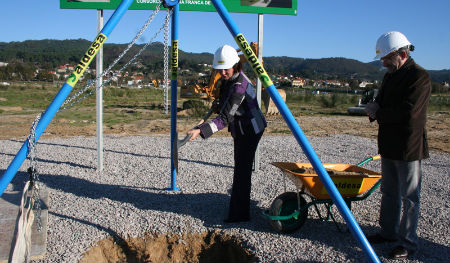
[
  {"left": 262, "top": 209, "right": 301, "bottom": 221},
  {"left": 356, "top": 154, "right": 381, "bottom": 167},
  {"left": 372, "top": 154, "right": 381, "bottom": 161}
]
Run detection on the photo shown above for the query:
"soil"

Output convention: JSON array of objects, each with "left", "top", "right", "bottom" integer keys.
[
  {"left": 1, "top": 111, "right": 448, "bottom": 153},
  {"left": 79, "top": 230, "right": 256, "bottom": 263}
]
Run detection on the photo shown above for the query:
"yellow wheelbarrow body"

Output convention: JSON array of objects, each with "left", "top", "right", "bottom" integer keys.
[{"left": 272, "top": 162, "right": 382, "bottom": 200}]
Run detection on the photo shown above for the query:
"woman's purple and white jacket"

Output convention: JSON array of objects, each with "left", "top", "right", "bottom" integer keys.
[{"left": 197, "top": 71, "right": 266, "bottom": 139}]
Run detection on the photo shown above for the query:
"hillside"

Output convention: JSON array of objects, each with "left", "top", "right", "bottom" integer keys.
[
  {"left": 0, "top": 39, "right": 448, "bottom": 82},
  {"left": 263, "top": 56, "right": 385, "bottom": 80}
]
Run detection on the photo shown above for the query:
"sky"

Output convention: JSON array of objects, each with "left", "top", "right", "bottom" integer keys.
[{"left": 1, "top": 0, "right": 449, "bottom": 70}]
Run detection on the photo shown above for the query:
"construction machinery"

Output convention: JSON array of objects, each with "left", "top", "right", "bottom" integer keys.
[
  {"left": 180, "top": 42, "right": 286, "bottom": 115},
  {"left": 347, "top": 89, "right": 378, "bottom": 115},
  {"left": 151, "top": 79, "right": 160, "bottom": 88},
  {"left": 180, "top": 70, "right": 221, "bottom": 100},
  {"left": 262, "top": 88, "right": 286, "bottom": 115},
  {"left": 238, "top": 42, "right": 286, "bottom": 115}
]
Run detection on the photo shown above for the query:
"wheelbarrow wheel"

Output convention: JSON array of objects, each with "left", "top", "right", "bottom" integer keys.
[{"left": 269, "top": 192, "right": 308, "bottom": 233}]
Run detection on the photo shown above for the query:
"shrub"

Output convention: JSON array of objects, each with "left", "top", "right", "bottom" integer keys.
[
  {"left": 182, "top": 100, "right": 209, "bottom": 118},
  {"left": 319, "top": 94, "right": 338, "bottom": 108}
]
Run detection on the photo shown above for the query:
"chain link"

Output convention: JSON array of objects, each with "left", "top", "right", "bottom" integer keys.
[
  {"left": 60, "top": 2, "right": 163, "bottom": 112},
  {"left": 27, "top": 113, "right": 43, "bottom": 232},
  {"left": 163, "top": 9, "right": 171, "bottom": 115}
]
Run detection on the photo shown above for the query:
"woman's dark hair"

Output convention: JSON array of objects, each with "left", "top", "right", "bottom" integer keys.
[{"left": 232, "top": 62, "right": 242, "bottom": 73}]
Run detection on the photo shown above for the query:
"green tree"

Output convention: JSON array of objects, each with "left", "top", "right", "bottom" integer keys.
[
  {"left": 35, "top": 71, "right": 53, "bottom": 82},
  {"left": 349, "top": 79, "right": 360, "bottom": 90}
]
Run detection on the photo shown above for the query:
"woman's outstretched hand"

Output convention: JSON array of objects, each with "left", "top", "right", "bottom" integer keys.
[{"left": 187, "top": 129, "right": 201, "bottom": 141}]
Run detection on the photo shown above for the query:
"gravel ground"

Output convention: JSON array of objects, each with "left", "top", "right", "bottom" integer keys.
[{"left": 1, "top": 134, "right": 449, "bottom": 263}]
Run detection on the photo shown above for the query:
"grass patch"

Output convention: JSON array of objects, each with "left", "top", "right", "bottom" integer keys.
[
  {"left": 428, "top": 94, "right": 450, "bottom": 111},
  {"left": 1, "top": 82, "right": 448, "bottom": 128},
  {"left": 103, "top": 110, "right": 143, "bottom": 127},
  {"left": 271, "top": 128, "right": 291, "bottom": 134},
  {"left": 0, "top": 85, "right": 57, "bottom": 109},
  {"left": 285, "top": 90, "right": 359, "bottom": 116}
]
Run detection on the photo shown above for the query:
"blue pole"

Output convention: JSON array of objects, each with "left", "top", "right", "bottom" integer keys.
[
  {"left": 0, "top": 0, "right": 134, "bottom": 196},
  {"left": 169, "top": 3, "right": 180, "bottom": 190},
  {"left": 210, "top": 1, "right": 380, "bottom": 262}
]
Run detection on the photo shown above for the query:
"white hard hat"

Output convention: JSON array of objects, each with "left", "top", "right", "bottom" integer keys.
[
  {"left": 375, "top": 31, "right": 411, "bottom": 60},
  {"left": 212, "top": 45, "right": 240, "bottom": 69}
]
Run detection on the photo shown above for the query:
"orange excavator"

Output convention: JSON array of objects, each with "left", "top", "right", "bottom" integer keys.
[
  {"left": 180, "top": 69, "right": 221, "bottom": 100},
  {"left": 180, "top": 42, "right": 285, "bottom": 115},
  {"left": 152, "top": 79, "right": 159, "bottom": 88}
]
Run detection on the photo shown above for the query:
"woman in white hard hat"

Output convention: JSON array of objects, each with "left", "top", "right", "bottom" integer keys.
[
  {"left": 187, "top": 44, "right": 266, "bottom": 223},
  {"left": 366, "top": 31, "right": 431, "bottom": 259}
]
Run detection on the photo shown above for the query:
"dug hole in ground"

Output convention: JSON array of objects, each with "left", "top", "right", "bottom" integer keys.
[{"left": 80, "top": 230, "right": 256, "bottom": 263}]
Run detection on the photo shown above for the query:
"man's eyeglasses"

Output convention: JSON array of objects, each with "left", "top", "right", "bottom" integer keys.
[{"left": 381, "top": 51, "right": 400, "bottom": 61}]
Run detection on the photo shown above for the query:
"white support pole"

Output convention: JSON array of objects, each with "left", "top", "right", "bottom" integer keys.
[
  {"left": 254, "top": 13, "right": 263, "bottom": 171},
  {"left": 96, "top": 9, "right": 104, "bottom": 171}
]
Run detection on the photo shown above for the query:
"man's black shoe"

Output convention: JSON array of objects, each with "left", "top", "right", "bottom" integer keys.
[
  {"left": 367, "top": 233, "right": 397, "bottom": 244},
  {"left": 388, "top": 246, "right": 414, "bottom": 259}
]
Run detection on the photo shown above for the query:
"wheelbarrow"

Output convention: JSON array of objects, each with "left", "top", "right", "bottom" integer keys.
[{"left": 263, "top": 155, "right": 381, "bottom": 233}]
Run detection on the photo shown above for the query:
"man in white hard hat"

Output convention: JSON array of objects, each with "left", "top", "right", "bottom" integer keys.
[{"left": 365, "top": 31, "right": 431, "bottom": 259}]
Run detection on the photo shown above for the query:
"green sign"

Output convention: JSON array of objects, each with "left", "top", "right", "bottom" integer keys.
[{"left": 60, "top": 0, "right": 297, "bottom": 16}]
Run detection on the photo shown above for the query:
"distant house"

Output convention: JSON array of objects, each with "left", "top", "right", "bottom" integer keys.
[
  {"left": 57, "top": 66, "right": 66, "bottom": 73},
  {"left": 292, "top": 77, "right": 306, "bottom": 87},
  {"left": 134, "top": 76, "right": 144, "bottom": 83},
  {"left": 359, "top": 81, "right": 373, "bottom": 88},
  {"left": 323, "top": 80, "right": 342, "bottom": 86},
  {"left": 48, "top": 71, "right": 61, "bottom": 79}
]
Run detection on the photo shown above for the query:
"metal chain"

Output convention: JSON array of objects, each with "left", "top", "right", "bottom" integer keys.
[
  {"left": 27, "top": 113, "right": 43, "bottom": 232},
  {"left": 61, "top": 15, "right": 170, "bottom": 112},
  {"left": 60, "top": 15, "right": 170, "bottom": 112},
  {"left": 60, "top": 2, "right": 162, "bottom": 111},
  {"left": 163, "top": 9, "right": 171, "bottom": 115}
]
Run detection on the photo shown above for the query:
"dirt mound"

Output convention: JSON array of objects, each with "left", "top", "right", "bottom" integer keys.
[{"left": 80, "top": 230, "right": 257, "bottom": 263}]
